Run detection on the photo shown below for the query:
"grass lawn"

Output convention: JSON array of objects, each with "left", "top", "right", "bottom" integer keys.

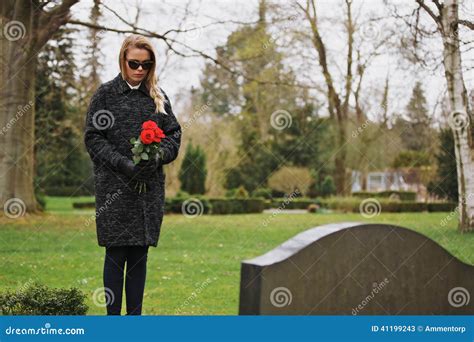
[{"left": 0, "top": 196, "right": 471, "bottom": 315}]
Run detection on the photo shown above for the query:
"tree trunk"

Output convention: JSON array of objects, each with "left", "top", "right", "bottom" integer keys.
[
  {"left": 0, "top": 2, "right": 38, "bottom": 212},
  {"left": 442, "top": 0, "right": 474, "bottom": 232},
  {"left": 334, "top": 121, "right": 348, "bottom": 195},
  {"left": 0, "top": 0, "right": 78, "bottom": 213}
]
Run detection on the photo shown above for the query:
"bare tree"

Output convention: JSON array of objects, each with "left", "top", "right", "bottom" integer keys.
[
  {"left": 294, "top": 0, "right": 391, "bottom": 194},
  {"left": 411, "top": 0, "right": 474, "bottom": 232}
]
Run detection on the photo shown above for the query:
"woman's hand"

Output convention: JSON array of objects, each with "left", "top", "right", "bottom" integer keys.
[
  {"left": 135, "top": 154, "right": 161, "bottom": 179},
  {"left": 116, "top": 158, "right": 154, "bottom": 181},
  {"left": 116, "top": 154, "right": 162, "bottom": 192},
  {"left": 116, "top": 159, "right": 137, "bottom": 179}
]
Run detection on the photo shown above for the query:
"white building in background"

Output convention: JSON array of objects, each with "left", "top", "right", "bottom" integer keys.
[{"left": 351, "top": 169, "right": 417, "bottom": 193}]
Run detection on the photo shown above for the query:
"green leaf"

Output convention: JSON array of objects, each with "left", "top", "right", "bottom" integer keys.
[
  {"left": 133, "top": 156, "right": 141, "bottom": 164},
  {"left": 130, "top": 137, "right": 137, "bottom": 144},
  {"left": 137, "top": 144, "right": 144, "bottom": 153},
  {"left": 131, "top": 147, "right": 139, "bottom": 154},
  {"left": 141, "top": 152, "right": 149, "bottom": 160},
  {"left": 146, "top": 146, "right": 150, "bottom": 153}
]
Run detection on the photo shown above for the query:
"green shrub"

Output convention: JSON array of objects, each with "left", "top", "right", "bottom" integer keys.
[
  {"left": 44, "top": 186, "right": 94, "bottom": 197},
  {"left": 352, "top": 191, "right": 417, "bottom": 201},
  {"left": 271, "top": 197, "right": 322, "bottom": 210},
  {"left": 319, "top": 197, "right": 455, "bottom": 213},
  {"left": 175, "top": 190, "right": 190, "bottom": 198},
  {"left": 320, "top": 197, "right": 359, "bottom": 212},
  {"left": 35, "top": 191, "right": 46, "bottom": 211},
  {"left": 208, "top": 198, "right": 264, "bottom": 214},
  {"left": 263, "top": 199, "right": 273, "bottom": 209},
  {"left": 427, "top": 202, "right": 457, "bottom": 212},
  {"left": 320, "top": 175, "right": 336, "bottom": 197},
  {"left": 0, "top": 281, "right": 88, "bottom": 315},
  {"left": 379, "top": 191, "right": 417, "bottom": 201},
  {"left": 225, "top": 186, "right": 249, "bottom": 198},
  {"left": 165, "top": 197, "right": 212, "bottom": 214},
  {"left": 251, "top": 187, "right": 272, "bottom": 199},
  {"left": 382, "top": 201, "right": 427, "bottom": 212},
  {"left": 72, "top": 202, "right": 95, "bottom": 209}
]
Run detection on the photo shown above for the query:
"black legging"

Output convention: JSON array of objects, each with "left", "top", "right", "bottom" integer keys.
[{"left": 103, "top": 245, "right": 149, "bottom": 315}]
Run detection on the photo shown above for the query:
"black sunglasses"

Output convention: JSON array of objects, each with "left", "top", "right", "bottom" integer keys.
[{"left": 126, "top": 59, "right": 154, "bottom": 70}]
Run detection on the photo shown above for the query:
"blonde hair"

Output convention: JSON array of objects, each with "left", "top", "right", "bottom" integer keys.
[{"left": 119, "top": 34, "right": 167, "bottom": 114}]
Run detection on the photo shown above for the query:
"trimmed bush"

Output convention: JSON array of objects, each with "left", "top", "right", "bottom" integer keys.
[
  {"left": 319, "top": 197, "right": 456, "bottom": 213},
  {"left": 165, "top": 197, "right": 212, "bottom": 214},
  {"left": 73, "top": 202, "right": 95, "bottom": 209},
  {"left": 44, "top": 186, "right": 94, "bottom": 197},
  {"left": 352, "top": 191, "right": 417, "bottom": 201},
  {"left": 271, "top": 198, "right": 322, "bottom": 210},
  {"left": 175, "top": 190, "right": 190, "bottom": 198},
  {"left": 263, "top": 199, "right": 273, "bottom": 209},
  {"left": 382, "top": 201, "right": 427, "bottom": 212},
  {"left": 0, "top": 282, "right": 88, "bottom": 315},
  {"left": 72, "top": 196, "right": 456, "bottom": 215},
  {"left": 427, "top": 202, "right": 457, "bottom": 212},
  {"left": 320, "top": 197, "right": 359, "bottom": 212},
  {"left": 208, "top": 198, "right": 265, "bottom": 214},
  {"left": 252, "top": 187, "right": 273, "bottom": 199},
  {"left": 225, "top": 186, "right": 249, "bottom": 198}
]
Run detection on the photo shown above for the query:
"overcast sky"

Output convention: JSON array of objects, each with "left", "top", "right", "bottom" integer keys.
[{"left": 69, "top": 0, "right": 473, "bottom": 120}]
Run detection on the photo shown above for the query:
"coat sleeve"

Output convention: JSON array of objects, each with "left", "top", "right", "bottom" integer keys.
[
  {"left": 159, "top": 90, "right": 182, "bottom": 165},
  {"left": 84, "top": 85, "right": 129, "bottom": 171}
]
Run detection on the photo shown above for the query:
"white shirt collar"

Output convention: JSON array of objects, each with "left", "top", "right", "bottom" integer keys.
[{"left": 126, "top": 80, "right": 141, "bottom": 90}]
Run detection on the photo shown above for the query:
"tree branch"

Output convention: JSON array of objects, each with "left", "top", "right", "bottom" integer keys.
[
  {"left": 457, "top": 19, "right": 474, "bottom": 30},
  {"left": 35, "top": 0, "right": 79, "bottom": 51},
  {"left": 68, "top": 19, "right": 319, "bottom": 90}
]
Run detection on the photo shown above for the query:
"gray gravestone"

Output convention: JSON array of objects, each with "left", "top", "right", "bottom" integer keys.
[{"left": 239, "top": 222, "right": 474, "bottom": 315}]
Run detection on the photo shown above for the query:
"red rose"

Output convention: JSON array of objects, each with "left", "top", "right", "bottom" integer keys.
[
  {"left": 153, "top": 127, "right": 166, "bottom": 143},
  {"left": 140, "top": 129, "right": 155, "bottom": 144},
  {"left": 142, "top": 120, "right": 158, "bottom": 130}
]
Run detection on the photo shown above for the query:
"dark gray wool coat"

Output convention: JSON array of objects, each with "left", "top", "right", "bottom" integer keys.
[{"left": 84, "top": 72, "right": 182, "bottom": 248}]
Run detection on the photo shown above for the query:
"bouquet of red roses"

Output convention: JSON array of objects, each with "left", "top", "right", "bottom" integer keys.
[{"left": 129, "top": 120, "right": 166, "bottom": 193}]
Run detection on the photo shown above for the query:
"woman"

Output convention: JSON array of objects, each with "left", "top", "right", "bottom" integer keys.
[{"left": 84, "top": 34, "right": 182, "bottom": 315}]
